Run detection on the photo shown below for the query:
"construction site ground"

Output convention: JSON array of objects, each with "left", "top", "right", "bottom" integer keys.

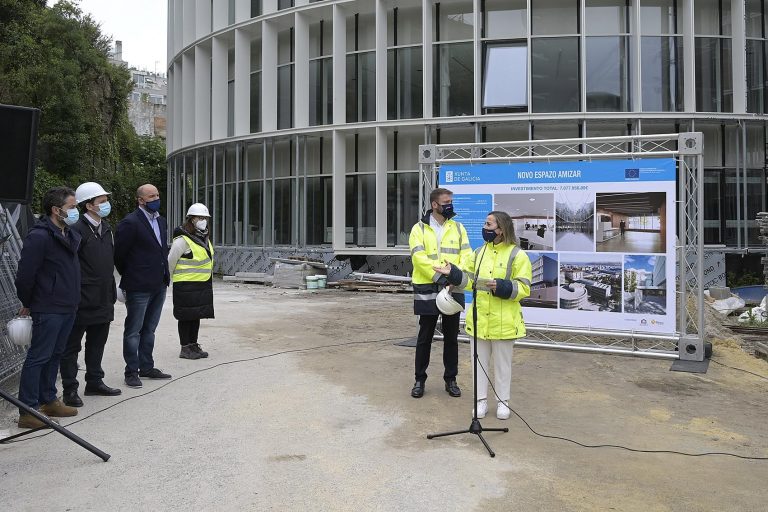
[{"left": 1, "top": 280, "right": 767, "bottom": 511}]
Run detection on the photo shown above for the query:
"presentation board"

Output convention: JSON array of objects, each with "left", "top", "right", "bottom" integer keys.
[{"left": 443, "top": 158, "right": 677, "bottom": 335}]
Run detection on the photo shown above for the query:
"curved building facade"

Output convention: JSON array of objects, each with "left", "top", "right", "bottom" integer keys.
[{"left": 167, "top": 0, "right": 768, "bottom": 277}]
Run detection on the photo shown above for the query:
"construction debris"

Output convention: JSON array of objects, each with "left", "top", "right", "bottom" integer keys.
[
  {"left": 334, "top": 272, "right": 412, "bottom": 293},
  {"left": 222, "top": 272, "right": 273, "bottom": 285}
]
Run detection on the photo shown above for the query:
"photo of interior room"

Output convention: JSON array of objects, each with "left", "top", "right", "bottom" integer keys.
[
  {"left": 494, "top": 193, "right": 555, "bottom": 250},
  {"left": 555, "top": 191, "right": 594, "bottom": 252},
  {"left": 595, "top": 192, "right": 666, "bottom": 254}
]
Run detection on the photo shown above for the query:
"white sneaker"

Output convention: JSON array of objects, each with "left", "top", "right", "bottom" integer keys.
[
  {"left": 474, "top": 399, "right": 488, "bottom": 419},
  {"left": 497, "top": 401, "right": 511, "bottom": 420}
]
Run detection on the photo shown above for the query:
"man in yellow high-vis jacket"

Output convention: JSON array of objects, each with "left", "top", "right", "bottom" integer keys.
[{"left": 408, "top": 188, "right": 472, "bottom": 398}]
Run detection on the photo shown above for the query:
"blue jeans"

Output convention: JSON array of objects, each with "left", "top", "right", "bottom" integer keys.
[
  {"left": 18, "top": 312, "right": 76, "bottom": 411},
  {"left": 123, "top": 288, "right": 166, "bottom": 376}
]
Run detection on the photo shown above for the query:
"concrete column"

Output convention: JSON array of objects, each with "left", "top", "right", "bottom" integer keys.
[
  {"left": 234, "top": 29, "right": 251, "bottom": 135},
  {"left": 731, "top": 0, "right": 747, "bottom": 113},
  {"left": 473, "top": 0, "right": 481, "bottom": 115},
  {"left": 195, "top": 45, "right": 212, "bottom": 142},
  {"left": 683, "top": 0, "right": 696, "bottom": 112},
  {"left": 183, "top": 0, "right": 196, "bottom": 48},
  {"left": 631, "top": 0, "right": 642, "bottom": 111},
  {"left": 375, "top": 0, "right": 387, "bottom": 121},
  {"left": 168, "top": 0, "right": 175, "bottom": 66},
  {"left": 196, "top": 0, "right": 212, "bottom": 39},
  {"left": 173, "top": 62, "right": 183, "bottom": 149},
  {"left": 332, "top": 130, "right": 347, "bottom": 250},
  {"left": 173, "top": 0, "right": 184, "bottom": 55},
  {"left": 262, "top": 21, "right": 278, "bottom": 132},
  {"left": 422, "top": 1, "right": 433, "bottom": 118},
  {"left": 264, "top": 0, "right": 278, "bottom": 16},
  {"left": 211, "top": 36, "right": 229, "bottom": 139},
  {"left": 332, "top": 4, "right": 347, "bottom": 126},
  {"left": 295, "top": 12, "right": 310, "bottom": 128},
  {"left": 236, "top": 0, "right": 250, "bottom": 23},
  {"left": 375, "top": 127, "right": 388, "bottom": 248},
  {"left": 181, "top": 51, "right": 195, "bottom": 147},
  {"left": 212, "top": 0, "right": 228, "bottom": 31},
  {"left": 167, "top": 66, "right": 175, "bottom": 153}
]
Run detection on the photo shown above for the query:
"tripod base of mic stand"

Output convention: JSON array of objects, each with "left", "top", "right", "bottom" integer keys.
[{"left": 427, "top": 419, "right": 509, "bottom": 458}]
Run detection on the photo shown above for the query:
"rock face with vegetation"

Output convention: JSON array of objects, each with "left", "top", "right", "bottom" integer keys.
[{"left": 0, "top": 0, "right": 166, "bottom": 218}]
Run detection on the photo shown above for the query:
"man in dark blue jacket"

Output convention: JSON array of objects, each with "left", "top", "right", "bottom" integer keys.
[
  {"left": 15, "top": 187, "right": 82, "bottom": 429},
  {"left": 114, "top": 184, "right": 172, "bottom": 388}
]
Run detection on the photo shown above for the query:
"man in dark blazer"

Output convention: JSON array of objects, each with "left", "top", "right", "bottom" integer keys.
[{"left": 114, "top": 184, "right": 172, "bottom": 388}]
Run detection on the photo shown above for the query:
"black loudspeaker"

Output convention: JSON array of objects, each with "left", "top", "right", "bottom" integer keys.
[{"left": 0, "top": 104, "right": 40, "bottom": 204}]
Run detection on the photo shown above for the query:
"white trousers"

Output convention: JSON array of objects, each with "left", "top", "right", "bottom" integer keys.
[{"left": 470, "top": 337, "right": 514, "bottom": 402}]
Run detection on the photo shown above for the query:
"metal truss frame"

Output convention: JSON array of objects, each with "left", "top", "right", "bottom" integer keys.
[{"left": 419, "top": 133, "right": 706, "bottom": 361}]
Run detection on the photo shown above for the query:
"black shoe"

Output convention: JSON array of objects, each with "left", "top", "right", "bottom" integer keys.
[
  {"left": 62, "top": 391, "right": 83, "bottom": 407},
  {"left": 84, "top": 382, "right": 122, "bottom": 396},
  {"left": 192, "top": 343, "right": 209, "bottom": 358},
  {"left": 180, "top": 344, "right": 202, "bottom": 360},
  {"left": 411, "top": 381, "right": 425, "bottom": 398},
  {"left": 445, "top": 380, "right": 461, "bottom": 397},
  {"left": 139, "top": 368, "right": 172, "bottom": 379},
  {"left": 124, "top": 374, "right": 142, "bottom": 388}
]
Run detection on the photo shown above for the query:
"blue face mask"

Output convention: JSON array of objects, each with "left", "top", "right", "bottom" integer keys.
[
  {"left": 96, "top": 201, "right": 111, "bottom": 218},
  {"left": 439, "top": 203, "right": 455, "bottom": 219},
  {"left": 145, "top": 199, "right": 161, "bottom": 212},
  {"left": 482, "top": 228, "right": 498, "bottom": 242},
  {"left": 60, "top": 207, "right": 79, "bottom": 226}
]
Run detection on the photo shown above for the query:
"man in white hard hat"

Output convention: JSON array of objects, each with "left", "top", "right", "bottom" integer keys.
[{"left": 59, "top": 182, "right": 122, "bottom": 407}]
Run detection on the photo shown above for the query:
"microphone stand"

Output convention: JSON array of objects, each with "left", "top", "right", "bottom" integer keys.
[{"left": 427, "top": 248, "right": 508, "bottom": 457}]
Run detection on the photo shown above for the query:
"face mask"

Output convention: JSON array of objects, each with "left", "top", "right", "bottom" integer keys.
[
  {"left": 439, "top": 203, "right": 455, "bottom": 219},
  {"left": 195, "top": 219, "right": 208, "bottom": 231},
  {"left": 144, "top": 199, "right": 161, "bottom": 212},
  {"left": 96, "top": 201, "right": 111, "bottom": 218},
  {"left": 482, "top": 228, "right": 498, "bottom": 242},
  {"left": 59, "top": 207, "right": 79, "bottom": 226}
]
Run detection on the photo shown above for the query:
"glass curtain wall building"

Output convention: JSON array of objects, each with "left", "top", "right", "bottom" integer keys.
[{"left": 167, "top": 0, "right": 768, "bottom": 276}]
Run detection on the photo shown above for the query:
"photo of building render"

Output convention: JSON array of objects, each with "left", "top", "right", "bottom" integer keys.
[
  {"left": 555, "top": 191, "right": 594, "bottom": 252},
  {"left": 595, "top": 193, "right": 666, "bottom": 254},
  {"left": 623, "top": 255, "right": 667, "bottom": 315},
  {"left": 521, "top": 252, "right": 558, "bottom": 309},
  {"left": 559, "top": 253, "right": 622, "bottom": 312},
  {"left": 495, "top": 193, "right": 554, "bottom": 251}
]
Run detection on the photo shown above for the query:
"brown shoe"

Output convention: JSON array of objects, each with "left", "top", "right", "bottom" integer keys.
[
  {"left": 39, "top": 398, "right": 78, "bottom": 418},
  {"left": 18, "top": 412, "right": 55, "bottom": 429}
]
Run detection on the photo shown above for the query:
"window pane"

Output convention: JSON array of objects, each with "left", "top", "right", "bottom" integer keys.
[
  {"left": 388, "top": 47, "right": 424, "bottom": 120},
  {"left": 346, "top": 52, "right": 376, "bottom": 122},
  {"left": 531, "top": 37, "right": 580, "bottom": 112},
  {"left": 699, "top": 123, "right": 723, "bottom": 167},
  {"left": 640, "top": 0, "right": 682, "bottom": 35},
  {"left": 274, "top": 179, "right": 294, "bottom": 245},
  {"left": 532, "top": 122, "right": 580, "bottom": 140},
  {"left": 225, "top": 145, "right": 237, "bottom": 182},
  {"left": 246, "top": 181, "right": 263, "bottom": 245},
  {"left": 747, "top": 39, "right": 766, "bottom": 114},
  {"left": 436, "top": 0, "right": 474, "bottom": 41},
  {"left": 483, "top": 44, "right": 527, "bottom": 108},
  {"left": 250, "top": 72, "right": 261, "bottom": 132},
  {"left": 532, "top": 0, "right": 578, "bottom": 36},
  {"left": 229, "top": 0, "right": 235, "bottom": 25},
  {"left": 310, "top": 20, "right": 333, "bottom": 58},
  {"left": 694, "top": 0, "right": 730, "bottom": 36},
  {"left": 747, "top": 124, "right": 765, "bottom": 168},
  {"left": 278, "top": 29, "right": 293, "bottom": 64},
  {"left": 246, "top": 142, "right": 263, "bottom": 180},
  {"left": 586, "top": 36, "right": 631, "bottom": 112},
  {"left": 388, "top": 6, "right": 422, "bottom": 46},
  {"left": 703, "top": 170, "right": 722, "bottom": 244},
  {"left": 306, "top": 176, "right": 332, "bottom": 245},
  {"left": 310, "top": 58, "right": 333, "bottom": 126},
  {"left": 345, "top": 132, "right": 376, "bottom": 172},
  {"left": 483, "top": 122, "right": 529, "bottom": 142},
  {"left": 251, "top": 0, "right": 262, "bottom": 18},
  {"left": 251, "top": 39, "right": 262, "bottom": 72},
  {"left": 278, "top": 0, "right": 294, "bottom": 10},
  {"left": 345, "top": 175, "right": 376, "bottom": 246},
  {"left": 274, "top": 139, "right": 293, "bottom": 177},
  {"left": 387, "top": 172, "right": 419, "bottom": 246},
  {"left": 277, "top": 65, "right": 294, "bottom": 129},
  {"left": 433, "top": 42, "right": 474, "bottom": 117},
  {"left": 641, "top": 36, "right": 684, "bottom": 112},
  {"left": 484, "top": 0, "right": 526, "bottom": 39},
  {"left": 227, "top": 80, "right": 234, "bottom": 137},
  {"left": 223, "top": 184, "right": 236, "bottom": 244},
  {"left": 347, "top": 13, "right": 376, "bottom": 51},
  {"left": 586, "top": 121, "right": 629, "bottom": 138},
  {"left": 746, "top": 0, "right": 765, "bottom": 38},
  {"left": 585, "top": 0, "right": 629, "bottom": 35},
  {"left": 695, "top": 38, "right": 733, "bottom": 112}
]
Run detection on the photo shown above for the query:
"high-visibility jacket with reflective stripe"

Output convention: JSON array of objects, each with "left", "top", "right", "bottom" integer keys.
[
  {"left": 172, "top": 235, "right": 214, "bottom": 283},
  {"left": 463, "top": 242, "right": 532, "bottom": 340},
  {"left": 409, "top": 213, "right": 472, "bottom": 286}
]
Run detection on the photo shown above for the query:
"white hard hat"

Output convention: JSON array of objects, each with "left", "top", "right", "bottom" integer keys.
[
  {"left": 7, "top": 316, "right": 32, "bottom": 347},
  {"left": 75, "top": 182, "right": 110, "bottom": 203},
  {"left": 186, "top": 203, "right": 210, "bottom": 217},
  {"left": 116, "top": 285, "right": 126, "bottom": 304},
  {"left": 436, "top": 287, "right": 464, "bottom": 315}
]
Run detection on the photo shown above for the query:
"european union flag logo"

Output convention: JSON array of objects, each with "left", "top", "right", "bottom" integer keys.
[{"left": 625, "top": 168, "right": 640, "bottom": 180}]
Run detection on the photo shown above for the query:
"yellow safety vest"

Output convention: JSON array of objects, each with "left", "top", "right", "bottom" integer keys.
[
  {"left": 464, "top": 242, "right": 532, "bottom": 340},
  {"left": 409, "top": 215, "right": 472, "bottom": 286},
  {"left": 172, "top": 235, "right": 214, "bottom": 283}
]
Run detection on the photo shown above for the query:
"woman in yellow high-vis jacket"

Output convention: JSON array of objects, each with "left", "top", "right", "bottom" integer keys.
[
  {"left": 168, "top": 203, "right": 215, "bottom": 360},
  {"left": 435, "top": 210, "right": 532, "bottom": 420}
]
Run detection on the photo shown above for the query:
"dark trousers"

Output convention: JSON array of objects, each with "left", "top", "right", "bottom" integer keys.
[
  {"left": 415, "top": 313, "right": 459, "bottom": 383},
  {"left": 123, "top": 288, "right": 166, "bottom": 376},
  {"left": 18, "top": 312, "right": 76, "bottom": 412},
  {"left": 60, "top": 322, "right": 111, "bottom": 393},
  {"left": 178, "top": 319, "right": 200, "bottom": 346}
]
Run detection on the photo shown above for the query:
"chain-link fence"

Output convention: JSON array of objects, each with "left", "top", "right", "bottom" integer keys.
[{"left": 0, "top": 206, "right": 25, "bottom": 384}]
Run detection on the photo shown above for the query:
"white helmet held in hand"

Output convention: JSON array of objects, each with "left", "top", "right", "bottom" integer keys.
[
  {"left": 7, "top": 316, "right": 33, "bottom": 347},
  {"left": 75, "top": 182, "right": 110, "bottom": 203},
  {"left": 436, "top": 287, "right": 464, "bottom": 315},
  {"left": 116, "top": 285, "right": 126, "bottom": 303},
  {"left": 186, "top": 203, "right": 210, "bottom": 217}
]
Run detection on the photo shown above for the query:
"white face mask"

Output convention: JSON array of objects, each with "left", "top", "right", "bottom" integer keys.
[{"left": 195, "top": 219, "right": 208, "bottom": 231}]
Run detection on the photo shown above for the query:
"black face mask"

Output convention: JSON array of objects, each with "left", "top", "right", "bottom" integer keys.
[
  {"left": 482, "top": 228, "right": 498, "bottom": 242},
  {"left": 438, "top": 203, "right": 455, "bottom": 219}
]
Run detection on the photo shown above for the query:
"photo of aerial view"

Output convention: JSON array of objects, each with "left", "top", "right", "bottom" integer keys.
[
  {"left": 623, "top": 255, "right": 667, "bottom": 314},
  {"left": 555, "top": 190, "right": 594, "bottom": 252},
  {"left": 559, "top": 253, "right": 622, "bottom": 312},
  {"left": 521, "top": 252, "right": 558, "bottom": 309}
]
